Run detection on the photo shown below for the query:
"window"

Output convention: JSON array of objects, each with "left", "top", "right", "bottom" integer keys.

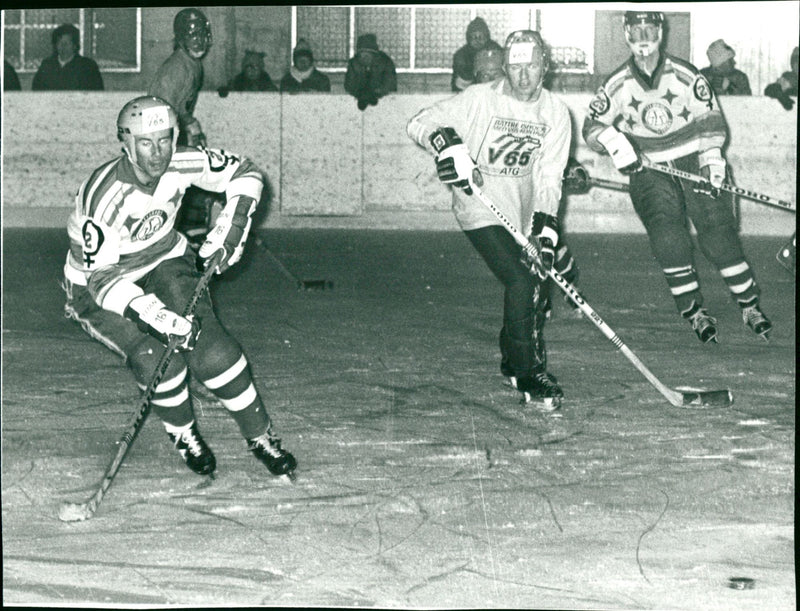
[
  {"left": 292, "top": 5, "right": 592, "bottom": 74},
  {"left": 3, "top": 8, "right": 141, "bottom": 72}
]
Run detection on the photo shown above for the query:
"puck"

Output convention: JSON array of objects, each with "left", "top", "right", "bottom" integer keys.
[{"left": 727, "top": 577, "right": 755, "bottom": 590}]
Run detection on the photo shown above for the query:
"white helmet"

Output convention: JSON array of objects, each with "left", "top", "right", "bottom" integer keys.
[
  {"left": 624, "top": 11, "right": 664, "bottom": 58},
  {"left": 116, "top": 96, "right": 178, "bottom": 166}
]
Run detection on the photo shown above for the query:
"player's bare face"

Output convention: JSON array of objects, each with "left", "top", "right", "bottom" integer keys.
[
  {"left": 182, "top": 29, "right": 209, "bottom": 60},
  {"left": 133, "top": 129, "right": 173, "bottom": 183},
  {"left": 468, "top": 30, "right": 488, "bottom": 50},
  {"left": 505, "top": 57, "right": 545, "bottom": 101}
]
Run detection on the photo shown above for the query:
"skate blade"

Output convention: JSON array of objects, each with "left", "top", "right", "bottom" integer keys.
[{"left": 520, "top": 393, "right": 562, "bottom": 412}]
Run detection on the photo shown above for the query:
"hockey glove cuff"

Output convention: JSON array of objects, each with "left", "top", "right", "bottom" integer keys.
[
  {"left": 562, "top": 157, "right": 590, "bottom": 195},
  {"left": 125, "top": 294, "right": 201, "bottom": 351},
  {"left": 199, "top": 195, "right": 257, "bottom": 274},
  {"left": 430, "top": 127, "right": 483, "bottom": 195},
  {"left": 597, "top": 126, "right": 642, "bottom": 175}
]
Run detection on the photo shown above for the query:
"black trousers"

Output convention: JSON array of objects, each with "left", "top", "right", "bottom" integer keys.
[{"left": 464, "top": 224, "right": 549, "bottom": 378}]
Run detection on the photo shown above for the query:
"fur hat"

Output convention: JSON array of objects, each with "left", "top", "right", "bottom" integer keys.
[
  {"left": 707, "top": 39, "right": 735, "bottom": 68},
  {"left": 356, "top": 34, "right": 379, "bottom": 52}
]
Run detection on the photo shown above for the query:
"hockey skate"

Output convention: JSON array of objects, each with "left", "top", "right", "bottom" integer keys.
[
  {"left": 517, "top": 371, "right": 563, "bottom": 411},
  {"left": 248, "top": 430, "right": 297, "bottom": 481},
  {"left": 167, "top": 421, "right": 216, "bottom": 476},
  {"left": 684, "top": 305, "right": 718, "bottom": 344},
  {"left": 741, "top": 301, "right": 772, "bottom": 341}
]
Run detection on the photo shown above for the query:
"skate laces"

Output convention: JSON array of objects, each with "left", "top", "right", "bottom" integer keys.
[
  {"left": 689, "top": 308, "right": 716, "bottom": 330},
  {"left": 250, "top": 432, "right": 283, "bottom": 457},
  {"left": 177, "top": 426, "right": 205, "bottom": 457},
  {"left": 534, "top": 371, "right": 559, "bottom": 390},
  {"left": 741, "top": 304, "right": 766, "bottom": 326}
]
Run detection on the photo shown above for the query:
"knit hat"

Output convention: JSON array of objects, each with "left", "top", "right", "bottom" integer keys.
[
  {"left": 466, "top": 17, "right": 490, "bottom": 39},
  {"left": 293, "top": 45, "right": 313, "bottom": 64},
  {"left": 706, "top": 39, "right": 735, "bottom": 68},
  {"left": 356, "top": 34, "right": 379, "bottom": 52}
]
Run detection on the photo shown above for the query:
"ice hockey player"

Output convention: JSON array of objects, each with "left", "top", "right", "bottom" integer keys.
[
  {"left": 149, "top": 7, "right": 223, "bottom": 248},
  {"left": 582, "top": 11, "right": 772, "bottom": 343},
  {"left": 62, "top": 96, "right": 297, "bottom": 480},
  {"left": 407, "top": 30, "right": 570, "bottom": 409},
  {"left": 472, "top": 47, "right": 583, "bottom": 321}
]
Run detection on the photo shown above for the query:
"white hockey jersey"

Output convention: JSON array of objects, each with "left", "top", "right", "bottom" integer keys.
[
  {"left": 407, "top": 79, "right": 571, "bottom": 235},
  {"left": 64, "top": 146, "right": 263, "bottom": 314}
]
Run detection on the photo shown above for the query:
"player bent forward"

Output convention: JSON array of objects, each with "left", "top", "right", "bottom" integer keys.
[
  {"left": 407, "top": 30, "right": 570, "bottom": 409},
  {"left": 582, "top": 11, "right": 772, "bottom": 343},
  {"left": 62, "top": 96, "right": 296, "bottom": 478}
]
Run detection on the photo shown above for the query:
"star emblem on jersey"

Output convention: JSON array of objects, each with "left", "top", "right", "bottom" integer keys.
[
  {"left": 678, "top": 106, "right": 691, "bottom": 121},
  {"left": 625, "top": 115, "right": 636, "bottom": 129},
  {"left": 628, "top": 96, "right": 642, "bottom": 111},
  {"left": 641, "top": 102, "right": 673, "bottom": 134},
  {"left": 661, "top": 88, "right": 677, "bottom": 104}
]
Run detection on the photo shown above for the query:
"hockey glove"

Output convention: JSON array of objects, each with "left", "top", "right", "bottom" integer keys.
[
  {"left": 695, "top": 147, "right": 726, "bottom": 198},
  {"left": 199, "top": 195, "right": 257, "bottom": 274},
  {"left": 429, "top": 127, "right": 483, "bottom": 195},
  {"left": 185, "top": 118, "right": 207, "bottom": 148},
  {"left": 125, "top": 294, "right": 201, "bottom": 351},
  {"left": 562, "top": 157, "right": 590, "bottom": 195},
  {"left": 597, "top": 126, "right": 642, "bottom": 175},
  {"left": 523, "top": 211, "right": 559, "bottom": 281},
  {"left": 764, "top": 82, "right": 795, "bottom": 111}
]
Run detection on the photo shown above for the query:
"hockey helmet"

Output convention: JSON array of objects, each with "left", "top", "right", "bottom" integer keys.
[
  {"left": 503, "top": 30, "right": 548, "bottom": 66},
  {"left": 174, "top": 8, "right": 212, "bottom": 59},
  {"left": 117, "top": 96, "right": 179, "bottom": 165},
  {"left": 624, "top": 11, "right": 664, "bottom": 58}
]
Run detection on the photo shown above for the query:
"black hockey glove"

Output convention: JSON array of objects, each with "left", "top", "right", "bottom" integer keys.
[
  {"left": 429, "top": 127, "right": 483, "bottom": 195},
  {"left": 523, "top": 212, "right": 559, "bottom": 281},
  {"left": 562, "top": 157, "right": 591, "bottom": 195}
]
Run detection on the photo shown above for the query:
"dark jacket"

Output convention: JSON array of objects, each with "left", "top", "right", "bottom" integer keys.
[
  {"left": 451, "top": 40, "right": 502, "bottom": 92},
  {"left": 32, "top": 54, "right": 103, "bottom": 90},
  {"left": 228, "top": 71, "right": 277, "bottom": 92},
  {"left": 344, "top": 51, "right": 397, "bottom": 102},
  {"left": 280, "top": 69, "right": 331, "bottom": 93},
  {"left": 699, "top": 66, "right": 751, "bottom": 95},
  {"left": 4, "top": 60, "right": 21, "bottom": 91}
]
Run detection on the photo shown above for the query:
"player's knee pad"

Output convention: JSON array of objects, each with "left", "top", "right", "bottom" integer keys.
[
  {"left": 185, "top": 318, "right": 244, "bottom": 382},
  {"left": 127, "top": 337, "right": 188, "bottom": 386}
]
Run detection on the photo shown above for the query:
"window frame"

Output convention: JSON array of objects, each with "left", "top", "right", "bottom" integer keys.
[{"left": 3, "top": 8, "right": 142, "bottom": 73}]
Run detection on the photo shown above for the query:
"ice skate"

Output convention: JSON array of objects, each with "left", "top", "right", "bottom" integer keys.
[
  {"left": 517, "top": 371, "right": 563, "bottom": 411},
  {"left": 741, "top": 302, "right": 772, "bottom": 341},
  {"left": 684, "top": 305, "right": 718, "bottom": 344},
  {"left": 248, "top": 430, "right": 297, "bottom": 480},
  {"left": 167, "top": 421, "right": 216, "bottom": 476}
]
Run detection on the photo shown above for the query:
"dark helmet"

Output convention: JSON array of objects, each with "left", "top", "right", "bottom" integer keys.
[
  {"left": 173, "top": 8, "right": 212, "bottom": 59},
  {"left": 623, "top": 11, "right": 664, "bottom": 58}
]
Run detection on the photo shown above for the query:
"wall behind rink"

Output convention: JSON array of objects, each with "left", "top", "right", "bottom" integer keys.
[{"left": 2, "top": 92, "right": 796, "bottom": 234}]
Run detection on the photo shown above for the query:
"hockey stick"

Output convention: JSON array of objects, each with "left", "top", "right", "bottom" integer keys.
[
  {"left": 254, "top": 235, "right": 334, "bottom": 291},
  {"left": 641, "top": 159, "right": 796, "bottom": 212},
  {"left": 58, "top": 252, "right": 222, "bottom": 522},
  {"left": 589, "top": 177, "right": 629, "bottom": 192},
  {"left": 469, "top": 185, "right": 733, "bottom": 409}
]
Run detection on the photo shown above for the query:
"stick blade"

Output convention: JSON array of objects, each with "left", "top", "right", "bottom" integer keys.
[
  {"left": 679, "top": 389, "right": 734, "bottom": 408},
  {"left": 58, "top": 501, "right": 93, "bottom": 522}
]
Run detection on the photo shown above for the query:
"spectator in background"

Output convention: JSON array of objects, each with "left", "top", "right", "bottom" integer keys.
[
  {"left": 345, "top": 34, "right": 397, "bottom": 111},
  {"left": 4, "top": 60, "right": 21, "bottom": 91},
  {"left": 280, "top": 39, "right": 331, "bottom": 93},
  {"left": 472, "top": 47, "right": 504, "bottom": 84},
  {"left": 700, "top": 39, "right": 751, "bottom": 95},
  {"left": 218, "top": 50, "right": 277, "bottom": 95},
  {"left": 764, "top": 46, "right": 798, "bottom": 110},
  {"left": 451, "top": 17, "right": 502, "bottom": 92},
  {"left": 32, "top": 24, "right": 103, "bottom": 91}
]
